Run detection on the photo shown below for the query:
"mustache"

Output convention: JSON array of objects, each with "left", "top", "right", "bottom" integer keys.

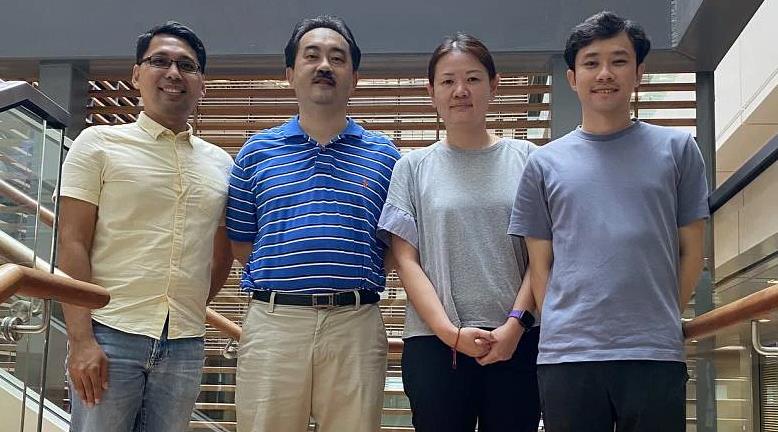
[{"left": 313, "top": 71, "right": 336, "bottom": 84}]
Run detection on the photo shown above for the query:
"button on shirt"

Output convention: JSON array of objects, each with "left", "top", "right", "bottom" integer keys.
[
  {"left": 226, "top": 117, "right": 401, "bottom": 294},
  {"left": 59, "top": 112, "right": 233, "bottom": 339}
]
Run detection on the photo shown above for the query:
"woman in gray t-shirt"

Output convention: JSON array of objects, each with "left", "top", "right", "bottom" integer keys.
[{"left": 377, "top": 34, "right": 540, "bottom": 432}]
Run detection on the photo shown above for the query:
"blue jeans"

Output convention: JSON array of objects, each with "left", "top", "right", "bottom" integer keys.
[{"left": 69, "top": 321, "right": 204, "bottom": 432}]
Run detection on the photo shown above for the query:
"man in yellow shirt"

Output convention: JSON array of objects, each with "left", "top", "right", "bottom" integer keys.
[{"left": 57, "top": 21, "right": 233, "bottom": 432}]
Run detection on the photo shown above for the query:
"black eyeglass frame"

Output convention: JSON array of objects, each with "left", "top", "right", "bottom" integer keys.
[{"left": 138, "top": 56, "right": 202, "bottom": 74}]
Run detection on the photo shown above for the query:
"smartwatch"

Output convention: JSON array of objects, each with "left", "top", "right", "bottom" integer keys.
[{"left": 508, "top": 309, "right": 535, "bottom": 332}]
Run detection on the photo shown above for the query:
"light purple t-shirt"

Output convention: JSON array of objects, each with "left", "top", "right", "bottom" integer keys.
[{"left": 508, "top": 121, "right": 709, "bottom": 364}]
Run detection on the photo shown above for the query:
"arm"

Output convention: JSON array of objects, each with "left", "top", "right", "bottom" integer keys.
[
  {"left": 207, "top": 226, "right": 233, "bottom": 304},
  {"left": 678, "top": 219, "right": 705, "bottom": 311},
  {"left": 525, "top": 237, "right": 553, "bottom": 315},
  {"left": 383, "top": 246, "right": 397, "bottom": 274},
  {"left": 57, "top": 197, "right": 108, "bottom": 407},
  {"left": 477, "top": 264, "right": 537, "bottom": 365},
  {"left": 392, "top": 234, "right": 492, "bottom": 358},
  {"left": 230, "top": 241, "right": 253, "bottom": 266}
]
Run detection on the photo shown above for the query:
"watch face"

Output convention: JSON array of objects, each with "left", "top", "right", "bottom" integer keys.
[{"left": 510, "top": 310, "right": 535, "bottom": 329}]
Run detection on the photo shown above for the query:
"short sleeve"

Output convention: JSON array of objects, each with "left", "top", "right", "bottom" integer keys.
[
  {"left": 677, "top": 135, "right": 710, "bottom": 226},
  {"left": 226, "top": 148, "right": 258, "bottom": 242},
  {"left": 59, "top": 127, "right": 104, "bottom": 205},
  {"left": 507, "top": 155, "right": 553, "bottom": 240},
  {"left": 377, "top": 155, "right": 419, "bottom": 248}
]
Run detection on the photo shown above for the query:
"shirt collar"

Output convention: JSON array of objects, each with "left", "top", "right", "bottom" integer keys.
[
  {"left": 137, "top": 112, "right": 194, "bottom": 145},
  {"left": 281, "top": 115, "right": 364, "bottom": 141}
]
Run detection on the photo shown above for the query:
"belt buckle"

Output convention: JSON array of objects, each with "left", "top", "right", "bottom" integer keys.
[{"left": 311, "top": 293, "right": 335, "bottom": 309}]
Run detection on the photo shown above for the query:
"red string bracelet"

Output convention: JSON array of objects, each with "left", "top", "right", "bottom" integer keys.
[{"left": 452, "top": 326, "right": 462, "bottom": 369}]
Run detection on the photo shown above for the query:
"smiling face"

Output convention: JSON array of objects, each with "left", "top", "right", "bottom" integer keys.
[
  {"left": 566, "top": 31, "right": 645, "bottom": 120},
  {"left": 428, "top": 50, "right": 498, "bottom": 128},
  {"left": 131, "top": 34, "right": 205, "bottom": 129},
  {"left": 286, "top": 27, "right": 358, "bottom": 110}
]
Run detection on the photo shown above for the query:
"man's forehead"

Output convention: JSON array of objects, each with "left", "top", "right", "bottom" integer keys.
[
  {"left": 299, "top": 27, "right": 349, "bottom": 52},
  {"left": 578, "top": 32, "right": 635, "bottom": 58},
  {"left": 145, "top": 34, "right": 197, "bottom": 59}
]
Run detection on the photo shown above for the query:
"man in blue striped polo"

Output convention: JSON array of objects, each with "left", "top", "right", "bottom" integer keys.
[{"left": 226, "top": 15, "right": 401, "bottom": 432}]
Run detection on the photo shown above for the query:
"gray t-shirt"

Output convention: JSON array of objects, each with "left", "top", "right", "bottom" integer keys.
[
  {"left": 378, "top": 138, "right": 536, "bottom": 338},
  {"left": 508, "top": 121, "right": 709, "bottom": 364}
]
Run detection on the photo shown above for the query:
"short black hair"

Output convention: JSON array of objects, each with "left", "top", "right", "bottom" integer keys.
[
  {"left": 284, "top": 15, "right": 361, "bottom": 71},
  {"left": 564, "top": 11, "right": 651, "bottom": 70},
  {"left": 428, "top": 33, "right": 496, "bottom": 84},
  {"left": 136, "top": 21, "right": 207, "bottom": 72}
]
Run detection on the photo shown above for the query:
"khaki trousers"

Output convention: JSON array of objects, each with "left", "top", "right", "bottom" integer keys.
[{"left": 236, "top": 298, "right": 388, "bottom": 432}]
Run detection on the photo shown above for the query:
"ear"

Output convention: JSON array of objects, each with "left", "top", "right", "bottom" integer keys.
[
  {"left": 426, "top": 82, "right": 436, "bottom": 109},
  {"left": 635, "top": 62, "right": 646, "bottom": 88},
  {"left": 199, "top": 75, "right": 207, "bottom": 99},
  {"left": 131, "top": 64, "right": 141, "bottom": 89},
  {"left": 490, "top": 73, "right": 501, "bottom": 97},
  {"left": 566, "top": 68, "right": 577, "bottom": 92},
  {"left": 285, "top": 67, "right": 294, "bottom": 87},
  {"left": 351, "top": 71, "right": 359, "bottom": 93}
]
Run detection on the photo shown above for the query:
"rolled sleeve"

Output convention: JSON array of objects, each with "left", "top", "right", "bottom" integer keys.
[
  {"left": 378, "top": 155, "right": 419, "bottom": 248},
  {"left": 59, "top": 127, "right": 104, "bottom": 205},
  {"left": 378, "top": 203, "right": 419, "bottom": 249},
  {"left": 508, "top": 156, "right": 553, "bottom": 240}
]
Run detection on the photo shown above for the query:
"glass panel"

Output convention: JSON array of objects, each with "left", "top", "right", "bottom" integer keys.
[
  {"left": 0, "top": 105, "right": 68, "bottom": 431},
  {"left": 686, "top": 254, "right": 778, "bottom": 431}
]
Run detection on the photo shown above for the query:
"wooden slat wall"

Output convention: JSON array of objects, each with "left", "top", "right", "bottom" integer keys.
[
  {"left": 88, "top": 74, "right": 550, "bottom": 155},
  {"left": 86, "top": 73, "right": 696, "bottom": 156}
]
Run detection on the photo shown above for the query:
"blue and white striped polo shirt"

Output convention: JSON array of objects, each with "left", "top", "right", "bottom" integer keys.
[{"left": 226, "top": 116, "right": 401, "bottom": 294}]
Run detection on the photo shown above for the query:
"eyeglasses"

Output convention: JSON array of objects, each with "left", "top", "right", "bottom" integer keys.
[{"left": 139, "top": 55, "right": 201, "bottom": 74}]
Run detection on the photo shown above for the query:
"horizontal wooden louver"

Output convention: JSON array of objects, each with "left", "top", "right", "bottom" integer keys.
[{"left": 85, "top": 73, "right": 695, "bottom": 157}]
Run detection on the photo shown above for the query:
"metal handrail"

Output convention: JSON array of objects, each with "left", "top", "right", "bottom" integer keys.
[
  {"left": 751, "top": 321, "right": 778, "bottom": 357},
  {"left": 0, "top": 81, "right": 69, "bottom": 129}
]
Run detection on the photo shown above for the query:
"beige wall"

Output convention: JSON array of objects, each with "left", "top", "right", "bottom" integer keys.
[
  {"left": 714, "top": 0, "right": 778, "bottom": 272},
  {"left": 715, "top": 161, "right": 778, "bottom": 267}
]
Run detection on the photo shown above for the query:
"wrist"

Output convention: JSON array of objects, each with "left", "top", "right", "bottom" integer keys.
[
  {"left": 434, "top": 322, "right": 459, "bottom": 347},
  {"left": 504, "top": 316, "right": 522, "bottom": 331},
  {"left": 507, "top": 309, "right": 535, "bottom": 332},
  {"left": 68, "top": 335, "right": 98, "bottom": 346}
]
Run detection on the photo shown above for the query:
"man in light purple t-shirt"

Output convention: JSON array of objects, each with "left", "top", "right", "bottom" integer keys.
[{"left": 508, "top": 11, "right": 709, "bottom": 432}]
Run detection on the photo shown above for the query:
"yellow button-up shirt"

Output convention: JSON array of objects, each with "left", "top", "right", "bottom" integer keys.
[{"left": 60, "top": 113, "right": 233, "bottom": 339}]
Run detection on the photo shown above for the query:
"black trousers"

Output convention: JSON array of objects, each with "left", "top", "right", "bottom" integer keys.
[
  {"left": 538, "top": 360, "right": 688, "bottom": 432},
  {"left": 401, "top": 327, "right": 541, "bottom": 432}
]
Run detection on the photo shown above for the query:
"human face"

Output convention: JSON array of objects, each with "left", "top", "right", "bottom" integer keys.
[
  {"left": 131, "top": 34, "right": 205, "bottom": 128},
  {"left": 567, "top": 31, "right": 645, "bottom": 119},
  {"left": 428, "top": 51, "right": 498, "bottom": 128},
  {"left": 286, "top": 27, "right": 358, "bottom": 109}
]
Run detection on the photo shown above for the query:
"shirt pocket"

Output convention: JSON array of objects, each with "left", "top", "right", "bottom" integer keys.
[{"left": 189, "top": 175, "right": 228, "bottom": 222}]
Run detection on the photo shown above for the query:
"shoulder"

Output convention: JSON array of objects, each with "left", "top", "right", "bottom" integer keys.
[
  {"left": 636, "top": 121, "right": 696, "bottom": 158},
  {"left": 245, "top": 124, "right": 289, "bottom": 148},
  {"left": 638, "top": 121, "right": 686, "bottom": 137},
  {"left": 72, "top": 123, "right": 125, "bottom": 144},
  {"left": 399, "top": 141, "right": 445, "bottom": 167},
  {"left": 637, "top": 121, "right": 693, "bottom": 145},
  {"left": 360, "top": 130, "right": 402, "bottom": 159},
  {"left": 502, "top": 138, "right": 538, "bottom": 158},
  {"left": 234, "top": 125, "right": 291, "bottom": 165},
  {"left": 69, "top": 124, "right": 130, "bottom": 153},
  {"left": 191, "top": 136, "right": 234, "bottom": 168}
]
